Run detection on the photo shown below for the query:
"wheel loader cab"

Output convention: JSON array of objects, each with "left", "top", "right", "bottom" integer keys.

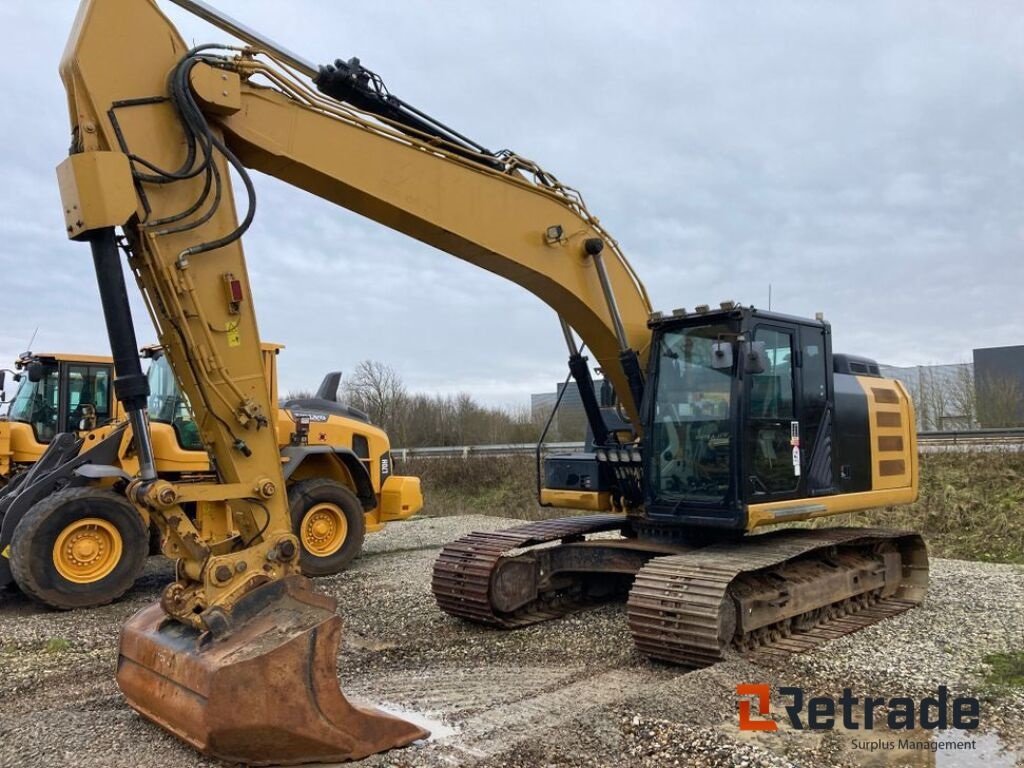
[
  {"left": 144, "top": 351, "right": 203, "bottom": 452},
  {"left": 5, "top": 354, "right": 116, "bottom": 459},
  {"left": 643, "top": 306, "right": 915, "bottom": 531}
]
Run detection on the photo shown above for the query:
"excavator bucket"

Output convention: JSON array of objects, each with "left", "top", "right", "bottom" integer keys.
[{"left": 116, "top": 577, "right": 428, "bottom": 765}]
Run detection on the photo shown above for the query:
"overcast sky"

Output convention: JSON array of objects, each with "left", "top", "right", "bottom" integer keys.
[{"left": 0, "top": 1, "right": 1021, "bottom": 406}]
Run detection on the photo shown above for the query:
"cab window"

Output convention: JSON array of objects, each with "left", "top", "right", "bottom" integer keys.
[
  {"left": 66, "top": 364, "right": 112, "bottom": 429},
  {"left": 648, "top": 323, "right": 735, "bottom": 503},
  {"left": 8, "top": 366, "right": 60, "bottom": 442}
]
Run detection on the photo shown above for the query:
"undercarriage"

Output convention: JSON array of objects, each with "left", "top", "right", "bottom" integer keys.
[{"left": 432, "top": 515, "right": 928, "bottom": 666}]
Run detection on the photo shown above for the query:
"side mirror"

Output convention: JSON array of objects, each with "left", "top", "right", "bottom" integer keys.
[
  {"left": 710, "top": 341, "right": 733, "bottom": 370},
  {"left": 743, "top": 341, "right": 768, "bottom": 374},
  {"left": 27, "top": 362, "right": 43, "bottom": 383}
]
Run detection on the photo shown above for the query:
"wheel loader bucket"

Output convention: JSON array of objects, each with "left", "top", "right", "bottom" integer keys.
[{"left": 116, "top": 576, "right": 428, "bottom": 765}]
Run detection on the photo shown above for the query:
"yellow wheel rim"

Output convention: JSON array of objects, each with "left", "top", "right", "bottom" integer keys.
[
  {"left": 52, "top": 517, "right": 123, "bottom": 584},
  {"left": 300, "top": 503, "right": 348, "bottom": 558}
]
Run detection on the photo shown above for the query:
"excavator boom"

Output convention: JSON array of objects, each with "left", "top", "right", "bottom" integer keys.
[{"left": 57, "top": 0, "right": 651, "bottom": 762}]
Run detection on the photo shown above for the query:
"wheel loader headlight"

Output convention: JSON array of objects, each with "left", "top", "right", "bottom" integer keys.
[
  {"left": 608, "top": 449, "right": 621, "bottom": 463},
  {"left": 595, "top": 449, "right": 607, "bottom": 463},
  {"left": 630, "top": 448, "right": 642, "bottom": 463}
]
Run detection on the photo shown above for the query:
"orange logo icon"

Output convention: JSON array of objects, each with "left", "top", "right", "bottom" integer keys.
[{"left": 737, "top": 683, "right": 777, "bottom": 731}]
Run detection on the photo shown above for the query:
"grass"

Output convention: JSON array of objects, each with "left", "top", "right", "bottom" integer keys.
[
  {"left": 44, "top": 637, "right": 70, "bottom": 654},
  {"left": 402, "top": 455, "right": 554, "bottom": 521},
  {"left": 399, "top": 450, "right": 1024, "bottom": 563},
  {"left": 825, "top": 450, "right": 1024, "bottom": 563},
  {"left": 982, "top": 651, "right": 1024, "bottom": 689}
]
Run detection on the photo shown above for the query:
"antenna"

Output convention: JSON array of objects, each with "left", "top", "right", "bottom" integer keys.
[
  {"left": 768, "top": 284, "right": 772, "bottom": 311},
  {"left": 25, "top": 326, "right": 38, "bottom": 354}
]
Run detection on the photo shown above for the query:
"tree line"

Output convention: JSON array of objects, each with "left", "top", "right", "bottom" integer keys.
[{"left": 286, "top": 360, "right": 585, "bottom": 448}]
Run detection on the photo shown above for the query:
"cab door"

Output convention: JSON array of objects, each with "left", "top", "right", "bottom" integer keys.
[
  {"left": 744, "top": 325, "right": 800, "bottom": 500},
  {"left": 797, "top": 325, "right": 834, "bottom": 495}
]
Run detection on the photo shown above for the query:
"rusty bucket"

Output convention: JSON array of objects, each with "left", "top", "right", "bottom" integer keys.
[{"left": 116, "top": 576, "right": 428, "bottom": 765}]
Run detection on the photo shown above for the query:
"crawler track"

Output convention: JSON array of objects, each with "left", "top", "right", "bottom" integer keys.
[
  {"left": 434, "top": 519, "right": 929, "bottom": 668},
  {"left": 627, "top": 528, "right": 929, "bottom": 667},
  {"left": 431, "top": 514, "right": 629, "bottom": 627}
]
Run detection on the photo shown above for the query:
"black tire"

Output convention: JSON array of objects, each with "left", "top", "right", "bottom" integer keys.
[
  {"left": 9, "top": 487, "right": 148, "bottom": 609},
  {"left": 288, "top": 478, "right": 365, "bottom": 577}
]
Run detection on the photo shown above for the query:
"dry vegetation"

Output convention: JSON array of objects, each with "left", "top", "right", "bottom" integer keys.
[
  {"left": 830, "top": 449, "right": 1024, "bottom": 563},
  {"left": 400, "top": 450, "right": 1024, "bottom": 563},
  {"left": 402, "top": 454, "right": 548, "bottom": 520}
]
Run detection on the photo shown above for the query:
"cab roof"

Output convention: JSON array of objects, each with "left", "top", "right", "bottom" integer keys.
[{"left": 18, "top": 352, "right": 113, "bottom": 365}]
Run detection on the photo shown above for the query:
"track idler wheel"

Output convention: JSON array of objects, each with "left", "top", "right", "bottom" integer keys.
[{"left": 116, "top": 576, "right": 427, "bottom": 765}]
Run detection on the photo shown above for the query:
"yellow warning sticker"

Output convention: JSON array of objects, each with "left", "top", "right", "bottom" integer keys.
[
  {"left": 1, "top": 545, "right": 9, "bottom": 559},
  {"left": 227, "top": 321, "right": 241, "bottom": 347}
]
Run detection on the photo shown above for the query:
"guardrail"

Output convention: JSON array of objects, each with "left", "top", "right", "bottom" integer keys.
[
  {"left": 391, "top": 441, "right": 584, "bottom": 459},
  {"left": 392, "top": 428, "right": 1024, "bottom": 459}
]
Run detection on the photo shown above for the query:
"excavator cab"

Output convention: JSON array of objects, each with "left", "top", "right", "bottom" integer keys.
[{"left": 640, "top": 305, "right": 917, "bottom": 531}]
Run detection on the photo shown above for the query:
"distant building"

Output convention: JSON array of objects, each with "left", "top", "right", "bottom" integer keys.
[
  {"left": 973, "top": 345, "right": 1024, "bottom": 428},
  {"left": 883, "top": 346, "right": 1024, "bottom": 430},
  {"left": 531, "top": 379, "right": 606, "bottom": 417},
  {"left": 531, "top": 379, "right": 606, "bottom": 440},
  {"left": 529, "top": 391, "right": 558, "bottom": 415},
  {"left": 876, "top": 363, "right": 973, "bottom": 431}
]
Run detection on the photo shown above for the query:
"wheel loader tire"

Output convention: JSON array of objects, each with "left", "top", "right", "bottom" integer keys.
[
  {"left": 9, "top": 487, "right": 148, "bottom": 609},
  {"left": 289, "top": 478, "right": 365, "bottom": 577}
]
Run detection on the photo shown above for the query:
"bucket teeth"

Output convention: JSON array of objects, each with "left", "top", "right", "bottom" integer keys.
[{"left": 116, "top": 576, "right": 428, "bottom": 765}]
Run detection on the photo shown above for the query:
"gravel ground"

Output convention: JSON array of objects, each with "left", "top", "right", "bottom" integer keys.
[{"left": 1, "top": 515, "right": 1023, "bottom": 768}]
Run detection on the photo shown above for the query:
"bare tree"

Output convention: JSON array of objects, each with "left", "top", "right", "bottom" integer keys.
[
  {"left": 343, "top": 360, "right": 408, "bottom": 440},
  {"left": 330, "top": 359, "right": 559, "bottom": 447},
  {"left": 949, "top": 366, "right": 976, "bottom": 429},
  {"left": 910, "top": 371, "right": 930, "bottom": 431},
  {"left": 918, "top": 368, "right": 950, "bottom": 431}
]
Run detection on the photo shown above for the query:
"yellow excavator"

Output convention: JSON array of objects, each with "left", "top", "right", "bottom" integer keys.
[
  {"left": 0, "top": 345, "right": 421, "bottom": 608},
  {"left": 53, "top": 0, "right": 927, "bottom": 763}
]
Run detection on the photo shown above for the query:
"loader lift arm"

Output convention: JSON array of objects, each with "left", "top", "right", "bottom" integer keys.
[{"left": 57, "top": 0, "right": 651, "bottom": 762}]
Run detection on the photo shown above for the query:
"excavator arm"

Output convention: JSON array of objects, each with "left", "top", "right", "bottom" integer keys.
[{"left": 56, "top": 0, "right": 651, "bottom": 763}]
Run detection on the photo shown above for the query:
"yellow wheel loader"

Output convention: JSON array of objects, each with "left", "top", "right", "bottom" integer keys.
[
  {"left": 0, "top": 351, "right": 124, "bottom": 479},
  {"left": 48, "top": 0, "right": 929, "bottom": 762},
  {"left": 0, "top": 346, "right": 421, "bottom": 609}
]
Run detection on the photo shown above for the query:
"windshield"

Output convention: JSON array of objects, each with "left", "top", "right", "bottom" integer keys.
[
  {"left": 8, "top": 365, "right": 60, "bottom": 442},
  {"left": 147, "top": 355, "right": 203, "bottom": 451},
  {"left": 648, "top": 323, "right": 736, "bottom": 503}
]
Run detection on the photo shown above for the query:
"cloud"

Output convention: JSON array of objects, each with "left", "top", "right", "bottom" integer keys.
[{"left": 0, "top": 0, "right": 1021, "bottom": 406}]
